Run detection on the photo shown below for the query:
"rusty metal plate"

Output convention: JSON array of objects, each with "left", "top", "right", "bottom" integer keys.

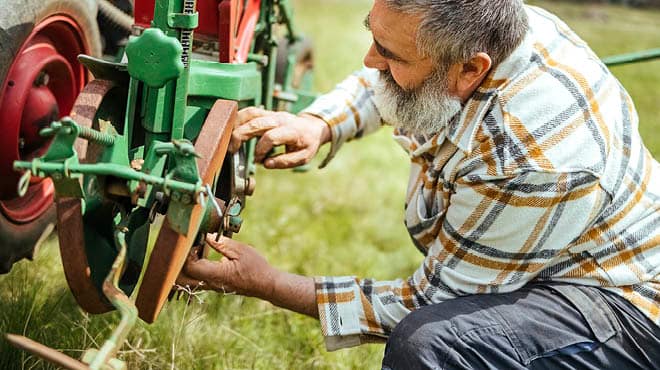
[
  {"left": 57, "top": 79, "right": 117, "bottom": 314},
  {"left": 135, "top": 99, "right": 237, "bottom": 323}
]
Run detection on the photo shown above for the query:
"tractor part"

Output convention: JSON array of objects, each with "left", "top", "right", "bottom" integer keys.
[
  {"left": 6, "top": 210, "right": 140, "bottom": 370},
  {"left": 135, "top": 99, "right": 236, "bottom": 323},
  {"left": 4, "top": 334, "right": 89, "bottom": 370},
  {"left": 603, "top": 48, "right": 660, "bottom": 67},
  {"left": 275, "top": 36, "right": 314, "bottom": 92},
  {"left": 274, "top": 36, "right": 315, "bottom": 115},
  {"left": 98, "top": 0, "right": 134, "bottom": 57},
  {"left": 0, "top": 0, "right": 101, "bottom": 273},
  {"left": 98, "top": 0, "right": 134, "bottom": 33},
  {"left": 53, "top": 79, "right": 141, "bottom": 314}
]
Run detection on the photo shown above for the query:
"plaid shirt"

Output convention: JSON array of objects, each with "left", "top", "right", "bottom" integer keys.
[{"left": 302, "top": 6, "right": 660, "bottom": 350}]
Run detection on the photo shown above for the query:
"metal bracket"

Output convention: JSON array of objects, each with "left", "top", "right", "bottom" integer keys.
[{"left": 168, "top": 12, "right": 199, "bottom": 29}]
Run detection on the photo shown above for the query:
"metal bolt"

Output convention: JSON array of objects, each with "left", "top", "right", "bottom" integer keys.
[
  {"left": 171, "top": 192, "right": 181, "bottom": 202},
  {"left": 52, "top": 172, "right": 62, "bottom": 180},
  {"left": 228, "top": 216, "right": 243, "bottom": 233},
  {"left": 181, "top": 194, "right": 192, "bottom": 204},
  {"left": 246, "top": 176, "right": 256, "bottom": 196},
  {"left": 130, "top": 159, "right": 144, "bottom": 171}
]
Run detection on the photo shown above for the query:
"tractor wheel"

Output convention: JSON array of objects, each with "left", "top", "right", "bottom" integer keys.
[
  {"left": 275, "top": 37, "right": 314, "bottom": 113},
  {"left": 275, "top": 36, "right": 314, "bottom": 90},
  {"left": 0, "top": 0, "right": 102, "bottom": 273}
]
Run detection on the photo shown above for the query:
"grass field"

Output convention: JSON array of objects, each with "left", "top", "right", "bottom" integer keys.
[{"left": 1, "top": 1, "right": 659, "bottom": 369}]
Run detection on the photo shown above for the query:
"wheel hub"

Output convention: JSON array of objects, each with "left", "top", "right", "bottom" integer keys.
[{"left": 0, "top": 15, "right": 89, "bottom": 223}]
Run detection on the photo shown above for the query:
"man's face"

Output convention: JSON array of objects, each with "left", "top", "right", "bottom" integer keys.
[{"left": 365, "top": 0, "right": 462, "bottom": 135}]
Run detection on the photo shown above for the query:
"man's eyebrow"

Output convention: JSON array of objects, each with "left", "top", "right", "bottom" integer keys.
[
  {"left": 373, "top": 38, "right": 405, "bottom": 62},
  {"left": 364, "top": 12, "right": 406, "bottom": 62}
]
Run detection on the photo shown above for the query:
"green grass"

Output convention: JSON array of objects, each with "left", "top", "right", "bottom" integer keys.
[{"left": 1, "top": 1, "right": 659, "bottom": 369}]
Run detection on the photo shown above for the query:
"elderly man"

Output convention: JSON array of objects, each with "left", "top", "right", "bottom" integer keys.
[{"left": 182, "top": 0, "right": 660, "bottom": 368}]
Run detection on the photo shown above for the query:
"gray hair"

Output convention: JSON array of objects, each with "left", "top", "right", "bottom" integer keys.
[{"left": 385, "top": 0, "right": 529, "bottom": 67}]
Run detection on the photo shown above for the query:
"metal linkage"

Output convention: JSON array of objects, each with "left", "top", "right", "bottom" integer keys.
[
  {"left": 13, "top": 161, "right": 202, "bottom": 195},
  {"left": 40, "top": 117, "right": 115, "bottom": 147},
  {"left": 81, "top": 215, "right": 137, "bottom": 370}
]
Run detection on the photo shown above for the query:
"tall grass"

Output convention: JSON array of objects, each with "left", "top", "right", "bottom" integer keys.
[{"left": 1, "top": 1, "right": 658, "bottom": 369}]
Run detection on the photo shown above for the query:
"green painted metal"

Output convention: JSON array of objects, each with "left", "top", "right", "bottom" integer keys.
[
  {"left": 125, "top": 28, "right": 184, "bottom": 88},
  {"left": 603, "top": 48, "right": 660, "bottom": 67},
  {"left": 168, "top": 11, "right": 199, "bottom": 30},
  {"left": 188, "top": 60, "right": 262, "bottom": 102},
  {"left": 14, "top": 159, "right": 202, "bottom": 195}
]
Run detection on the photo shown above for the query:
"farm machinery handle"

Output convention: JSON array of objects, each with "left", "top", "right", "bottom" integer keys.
[{"left": 6, "top": 0, "right": 315, "bottom": 368}]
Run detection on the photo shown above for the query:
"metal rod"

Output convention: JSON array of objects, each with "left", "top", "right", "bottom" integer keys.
[
  {"left": 86, "top": 224, "right": 137, "bottom": 370},
  {"left": 13, "top": 161, "right": 201, "bottom": 194},
  {"left": 603, "top": 48, "right": 660, "bottom": 67},
  {"left": 4, "top": 334, "right": 89, "bottom": 370}
]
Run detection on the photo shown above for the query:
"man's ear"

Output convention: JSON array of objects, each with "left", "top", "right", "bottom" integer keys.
[{"left": 453, "top": 52, "right": 492, "bottom": 101}]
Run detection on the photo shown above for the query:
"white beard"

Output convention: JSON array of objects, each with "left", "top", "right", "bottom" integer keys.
[{"left": 372, "top": 69, "right": 462, "bottom": 136}]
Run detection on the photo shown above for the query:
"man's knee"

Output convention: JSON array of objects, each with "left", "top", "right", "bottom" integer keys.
[
  {"left": 381, "top": 297, "right": 523, "bottom": 370},
  {"left": 382, "top": 305, "right": 457, "bottom": 370}
]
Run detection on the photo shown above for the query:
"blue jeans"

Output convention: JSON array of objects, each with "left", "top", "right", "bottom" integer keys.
[{"left": 382, "top": 283, "right": 660, "bottom": 369}]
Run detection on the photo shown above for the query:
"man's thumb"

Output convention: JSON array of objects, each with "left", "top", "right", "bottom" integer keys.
[{"left": 205, "top": 235, "right": 240, "bottom": 259}]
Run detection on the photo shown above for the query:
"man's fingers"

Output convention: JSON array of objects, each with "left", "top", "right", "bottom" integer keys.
[
  {"left": 237, "top": 106, "right": 268, "bottom": 124},
  {"left": 254, "top": 126, "right": 300, "bottom": 162},
  {"left": 205, "top": 235, "right": 243, "bottom": 259},
  {"left": 263, "top": 150, "right": 312, "bottom": 169},
  {"left": 229, "top": 116, "right": 281, "bottom": 153},
  {"left": 175, "top": 273, "right": 205, "bottom": 290},
  {"left": 183, "top": 257, "right": 228, "bottom": 280}
]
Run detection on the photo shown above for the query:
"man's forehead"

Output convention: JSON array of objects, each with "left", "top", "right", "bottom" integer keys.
[{"left": 367, "top": 1, "right": 423, "bottom": 57}]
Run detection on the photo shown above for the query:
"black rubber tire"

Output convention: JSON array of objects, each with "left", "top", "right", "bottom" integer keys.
[
  {"left": 0, "top": 0, "right": 102, "bottom": 274},
  {"left": 0, "top": 207, "right": 56, "bottom": 274},
  {"left": 275, "top": 36, "right": 314, "bottom": 89},
  {"left": 98, "top": 0, "right": 133, "bottom": 55}
]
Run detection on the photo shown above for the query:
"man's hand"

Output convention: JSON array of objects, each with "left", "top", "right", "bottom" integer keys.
[
  {"left": 179, "top": 236, "right": 319, "bottom": 318},
  {"left": 229, "top": 107, "right": 331, "bottom": 169},
  {"left": 180, "top": 236, "right": 278, "bottom": 298}
]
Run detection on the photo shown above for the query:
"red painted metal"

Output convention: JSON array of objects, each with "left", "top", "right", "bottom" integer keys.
[
  {"left": 0, "top": 15, "right": 90, "bottom": 222},
  {"left": 234, "top": 0, "right": 260, "bottom": 63},
  {"left": 19, "top": 85, "right": 59, "bottom": 156},
  {"left": 133, "top": 0, "right": 156, "bottom": 29},
  {"left": 135, "top": 0, "right": 223, "bottom": 39},
  {"left": 218, "top": 0, "right": 237, "bottom": 62},
  {"left": 134, "top": 0, "right": 261, "bottom": 63}
]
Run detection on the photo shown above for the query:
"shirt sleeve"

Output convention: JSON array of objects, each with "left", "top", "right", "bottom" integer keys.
[
  {"left": 314, "top": 170, "right": 609, "bottom": 350},
  {"left": 301, "top": 67, "right": 383, "bottom": 167}
]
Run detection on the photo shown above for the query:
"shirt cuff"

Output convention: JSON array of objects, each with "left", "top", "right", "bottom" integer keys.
[
  {"left": 301, "top": 102, "right": 357, "bottom": 169},
  {"left": 314, "top": 276, "right": 364, "bottom": 350}
]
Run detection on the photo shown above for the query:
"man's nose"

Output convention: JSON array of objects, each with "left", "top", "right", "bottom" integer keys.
[{"left": 364, "top": 43, "right": 388, "bottom": 70}]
